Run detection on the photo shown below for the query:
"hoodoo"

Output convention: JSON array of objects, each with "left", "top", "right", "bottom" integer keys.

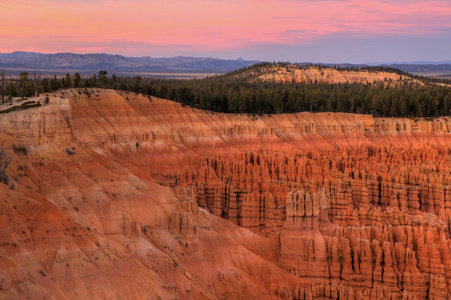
[{"left": 0, "top": 89, "right": 450, "bottom": 299}]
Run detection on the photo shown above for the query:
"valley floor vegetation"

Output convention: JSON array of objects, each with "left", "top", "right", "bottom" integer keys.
[{"left": 1, "top": 63, "right": 451, "bottom": 118}]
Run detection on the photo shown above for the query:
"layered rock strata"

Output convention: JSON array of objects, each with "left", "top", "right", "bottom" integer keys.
[
  {"left": 162, "top": 147, "right": 451, "bottom": 299},
  {"left": 254, "top": 65, "right": 420, "bottom": 85},
  {"left": 0, "top": 89, "right": 450, "bottom": 299}
]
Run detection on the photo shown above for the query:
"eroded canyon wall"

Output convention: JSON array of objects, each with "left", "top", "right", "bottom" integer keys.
[{"left": 0, "top": 89, "right": 450, "bottom": 299}]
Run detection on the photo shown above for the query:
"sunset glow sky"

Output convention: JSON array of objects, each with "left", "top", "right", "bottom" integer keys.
[{"left": 1, "top": 0, "right": 451, "bottom": 63}]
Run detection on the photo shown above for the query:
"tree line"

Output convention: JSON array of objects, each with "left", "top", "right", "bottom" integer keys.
[{"left": 1, "top": 64, "right": 451, "bottom": 118}]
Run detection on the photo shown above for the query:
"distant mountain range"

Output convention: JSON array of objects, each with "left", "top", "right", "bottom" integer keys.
[
  {"left": 0, "top": 51, "right": 259, "bottom": 74},
  {"left": 380, "top": 64, "right": 451, "bottom": 75},
  {"left": 301, "top": 62, "right": 451, "bottom": 76},
  {"left": 0, "top": 51, "right": 450, "bottom": 76}
]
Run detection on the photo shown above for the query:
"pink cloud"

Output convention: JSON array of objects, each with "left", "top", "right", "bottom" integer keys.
[{"left": 0, "top": 0, "right": 450, "bottom": 56}]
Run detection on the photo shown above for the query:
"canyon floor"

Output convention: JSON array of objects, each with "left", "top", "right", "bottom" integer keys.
[{"left": 0, "top": 89, "right": 450, "bottom": 299}]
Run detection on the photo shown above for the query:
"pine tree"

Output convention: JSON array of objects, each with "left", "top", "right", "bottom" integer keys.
[
  {"left": 73, "top": 73, "right": 81, "bottom": 88},
  {"left": 110, "top": 74, "right": 117, "bottom": 89},
  {"left": 98, "top": 70, "right": 108, "bottom": 88},
  {"left": 0, "top": 70, "right": 5, "bottom": 104},
  {"left": 33, "top": 71, "right": 41, "bottom": 97},
  {"left": 19, "top": 72, "right": 29, "bottom": 100},
  {"left": 8, "top": 80, "right": 15, "bottom": 104},
  {"left": 65, "top": 73, "right": 72, "bottom": 88}
]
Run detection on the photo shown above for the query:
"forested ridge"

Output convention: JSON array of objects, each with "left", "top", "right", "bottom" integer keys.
[{"left": 2, "top": 62, "right": 451, "bottom": 117}]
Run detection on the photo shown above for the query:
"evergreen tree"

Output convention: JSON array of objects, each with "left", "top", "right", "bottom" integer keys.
[
  {"left": 19, "top": 72, "right": 29, "bottom": 100},
  {"left": 33, "top": 71, "right": 41, "bottom": 97},
  {"left": 272, "top": 91, "right": 283, "bottom": 113},
  {"left": 51, "top": 75, "right": 59, "bottom": 91},
  {"left": 110, "top": 74, "right": 118, "bottom": 89},
  {"left": 0, "top": 70, "right": 4, "bottom": 104},
  {"left": 73, "top": 72, "right": 81, "bottom": 88},
  {"left": 228, "top": 90, "right": 240, "bottom": 113},
  {"left": 64, "top": 73, "right": 72, "bottom": 89},
  {"left": 7, "top": 80, "right": 15, "bottom": 103},
  {"left": 133, "top": 76, "right": 142, "bottom": 93},
  {"left": 98, "top": 70, "right": 108, "bottom": 88}
]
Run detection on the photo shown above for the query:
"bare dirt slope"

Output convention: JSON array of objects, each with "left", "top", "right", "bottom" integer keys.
[{"left": 0, "top": 89, "right": 450, "bottom": 299}]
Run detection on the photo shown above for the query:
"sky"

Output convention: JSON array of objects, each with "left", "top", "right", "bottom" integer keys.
[{"left": 1, "top": 0, "right": 451, "bottom": 63}]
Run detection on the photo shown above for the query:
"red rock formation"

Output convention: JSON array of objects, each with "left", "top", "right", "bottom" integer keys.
[
  {"left": 168, "top": 187, "right": 210, "bottom": 245},
  {"left": 0, "top": 88, "right": 450, "bottom": 299}
]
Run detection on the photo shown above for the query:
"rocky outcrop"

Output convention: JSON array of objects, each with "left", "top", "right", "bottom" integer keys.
[
  {"left": 168, "top": 187, "right": 210, "bottom": 245},
  {"left": 159, "top": 146, "right": 451, "bottom": 298},
  {"left": 279, "top": 189, "right": 330, "bottom": 279},
  {"left": 1, "top": 89, "right": 451, "bottom": 299},
  {"left": 0, "top": 96, "right": 72, "bottom": 146},
  {"left": 166, "top": 147, "right": 451, "bottom": 227},
  {"left": 254, "top": 65, "right": 420, "bottom": 85},
  {"left": 71, "top": 90, "right": 451, "bottom": 299}
]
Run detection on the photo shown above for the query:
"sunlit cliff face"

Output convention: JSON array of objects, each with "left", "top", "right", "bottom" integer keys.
[{"left": 0, "top": 89, "right": 450, "bottom": 299}]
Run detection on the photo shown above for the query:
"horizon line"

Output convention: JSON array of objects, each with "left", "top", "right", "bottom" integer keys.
[{"left": 1, "top": 50, "right": 450, "bottom": 66}]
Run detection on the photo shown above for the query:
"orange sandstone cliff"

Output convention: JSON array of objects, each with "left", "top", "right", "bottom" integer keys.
[
  {"left": 248, "top": 65, "right": 419, "bottom": 85},
  {"left": 0, "top": 89, "right": 450, "bottom": 299}
]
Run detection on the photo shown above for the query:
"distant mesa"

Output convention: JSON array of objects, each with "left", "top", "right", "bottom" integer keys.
[
  {"left": 239, "top": 63, "right": 420, "bottom": 85},
  {"left": 0, "top": 51, "right": 259, "bottom": 74},
  {"left": 0, "top": 51, "right": 450, "bottom": 76}
]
